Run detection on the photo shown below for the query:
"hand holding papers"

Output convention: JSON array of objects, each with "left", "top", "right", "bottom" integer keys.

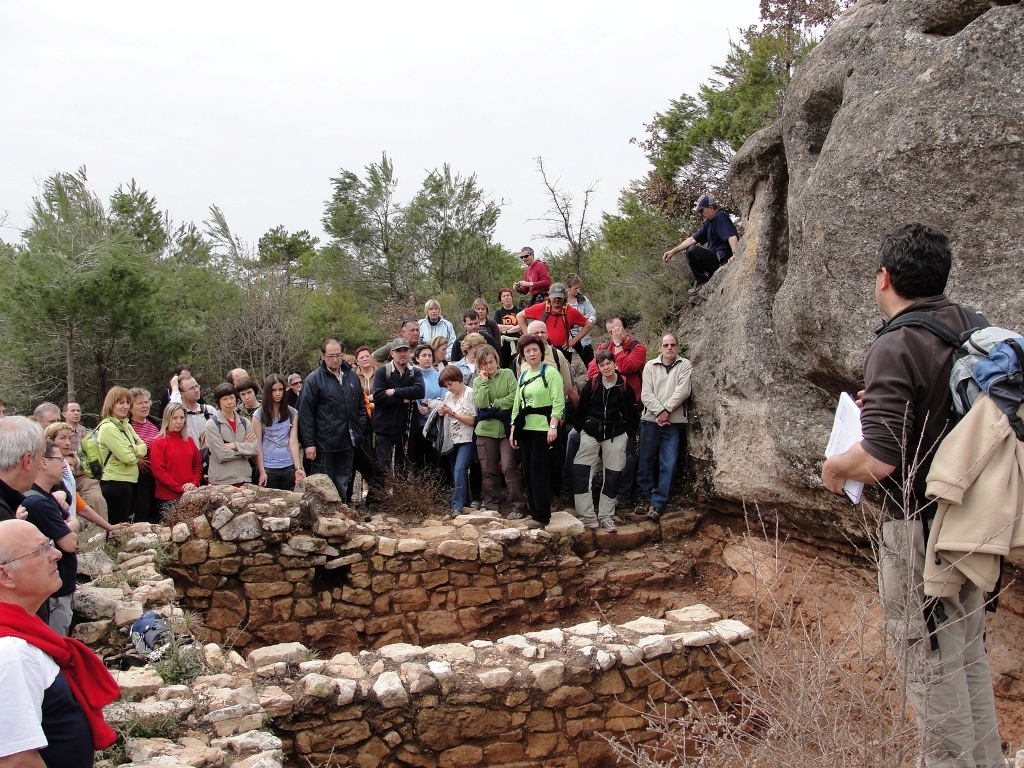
[{"left": 825, "top": 392, "right": 864, "bottom": 503}]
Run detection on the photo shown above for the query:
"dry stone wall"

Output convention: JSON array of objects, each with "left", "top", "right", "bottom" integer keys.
[{"left": 165, "top": 485, "right": 684, "bottom": 656}]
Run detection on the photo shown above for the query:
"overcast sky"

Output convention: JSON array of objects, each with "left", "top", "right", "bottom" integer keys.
[{"left": 1, "top": 1, "right": 762, "bottom": 256}]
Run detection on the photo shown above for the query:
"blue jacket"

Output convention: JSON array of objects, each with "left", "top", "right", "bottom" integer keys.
[{"left": 298, "top": 361, "right": 368, "bottom": 452}]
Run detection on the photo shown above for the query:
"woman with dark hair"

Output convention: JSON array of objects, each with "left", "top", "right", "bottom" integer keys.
[
  {"left": 205, "top": 383, "right": 259, "bottom": 487},
  {"left": 128, "top": 387, "right": 161, "bottom": 523},
  {"left": 409, "top": 345, "right": 443, "bottom": 474},
  {"left": 473, "top": 297, "right": 501, "bottom": 346},
  {"left": 571, "top": 349, "right": 638, "bottom": 532},
  {"left": 97, "top": 386, "right": 147, "bottom": 524},
  {"left": 254, "top": 374, "right": 305, "bottom": 491},
  {"left": 509, "top": 334, "right": 563, "bottom": 528},
  {"left": 437, "top": 364, "right": 477, "bottom": 515},
  {"left": 349, "top": 346, "right": 379, "bottom": 505},
  {"left": 494, "top": 288, "right": 522, "bottom": 368},
  {"left": 150, "top": 402, "right": 202, "bottom": 515}
]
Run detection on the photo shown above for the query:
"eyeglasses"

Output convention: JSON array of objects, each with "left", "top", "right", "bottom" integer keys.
[
  {"left": 324, "top": 354, "right": 343, "bottom": 359},
  {"left": 43, "top": 454, "right": 66, "bottom": 463},
  {"left": 0, "top": 538, "right": 55, "bottom": 566},
  {"left": 520, "top": 255, "right": 530, "bottom": 260}
]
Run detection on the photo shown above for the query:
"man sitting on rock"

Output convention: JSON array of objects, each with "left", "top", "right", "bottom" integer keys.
[
  {"left": 0, "top": 518, "right": 120, "bottom": 767},
  {"left": 662, "top": 194, "right": 738, "bottom": 295}
]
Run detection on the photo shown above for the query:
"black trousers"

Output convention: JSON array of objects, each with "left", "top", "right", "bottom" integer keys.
[
  {"left": 519, "top": 429, "right": 552, "bottom": 524},
  {"left": 685, "top": 244, "right": 728, "bottom": 284}
]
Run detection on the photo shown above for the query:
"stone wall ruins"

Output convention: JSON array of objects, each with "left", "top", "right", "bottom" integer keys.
[{"left": 164, "top": 485, "right": 694, "bottom": 656}]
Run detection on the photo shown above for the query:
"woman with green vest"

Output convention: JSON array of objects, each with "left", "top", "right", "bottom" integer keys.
[
  {"left": 473, "top": 345, "right": 526, "bottom": 517},
  {"left": 509, "top": 334, "right": 564, "bottom": 529},
  {"left": 97, "top": 385, "right": 147, "bottom": 524}
]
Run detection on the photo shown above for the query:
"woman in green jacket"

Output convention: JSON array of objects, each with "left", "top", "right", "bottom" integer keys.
[
  {"left": 509, "top": 334, "right": 564, "bottom": 528},
  {"left": 473, "top": 345, "right": 526, "bottom": 517},
  {"left": 98, "top": 385, "right": 147, "bottom": 524}
]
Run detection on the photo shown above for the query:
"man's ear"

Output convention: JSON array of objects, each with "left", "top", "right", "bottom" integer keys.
[{"left": 878, "top": 267, "right": 892, "bottom": 291}]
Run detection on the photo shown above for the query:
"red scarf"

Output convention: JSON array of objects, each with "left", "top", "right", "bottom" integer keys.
[{"left": 0, "top": 602, "right": 120, "bottom": 749}]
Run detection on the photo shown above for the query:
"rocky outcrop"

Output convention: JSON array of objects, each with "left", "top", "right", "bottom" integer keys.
[{"left": 683, "top": 0, "right": 1024, "bottom": 539}]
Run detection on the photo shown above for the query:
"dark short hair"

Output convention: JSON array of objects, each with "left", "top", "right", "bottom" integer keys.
[
  {"left": 594, "top": 349, "right": 616, "bottom": 365},
  {"left": 321, "top": 338, "right": 341, "bottom": 353},
  {"left": 173, "top": 364, "right": 191, "bottom": 377},
  {"left": 213, "top": 383, "right": 237, "bottom": 406},
  {"left": 438, "top": 364, "right": 464, "bottom": 387},
  {"left": 877, "top": 222, "right": 952, "bottom": 299},
  {"left": 517, "top": 333, "right": 545, "bottom": 355},
  {"left": 462, "top": 309, "right": 479, "bottom": 322},
  {"left": 498, "top": 287, "right": 513, "bottom": 300},
  {"left": 235, "top": 377, "right": 260, "bottom": 395},
  {"left": 413, "top": 344, "right": 434, "bottom": 362},
  {"left": 605, "top": 314, "right": 626, "bottom": 328}
]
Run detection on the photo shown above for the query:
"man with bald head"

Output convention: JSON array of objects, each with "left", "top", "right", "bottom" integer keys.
[
  {"left": 0, "top": 518, "right": 120, "bottom": 766},
  {"left": 0, "top": 417, "right": 45, "bottom": 521}
]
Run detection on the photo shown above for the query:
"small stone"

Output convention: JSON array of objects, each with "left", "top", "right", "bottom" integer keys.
[
  {"left": 113, "top": 666, "right": 165, "bottom": 698},
  {"left": 678, "top": 630, "right": 718, "bottom": 647},
  {"left": 298, "top": 660, "right": 327, "bottom": 675},
  {"left": 171, "top": 522, "right": 191, "bottom": 543},
  {"left": 619, "top": 617, "right": 670, "bottom": 635},
  {"left": 713, "top": 619, "right": 754, "bottom": 642},
  {"left": 210, "top": 505, "right": 234, "bottom": 529},
  {"left": 485, "top": 528, "right": 522, "bottom": 542},
  {"left": 261, "top": 517, "right": 292, "bottom": 532},
  {"left": 219, "top": 512, "right": 262, "bottom": 541},
  {"left": 114, "top": 600, "right": 145, "bottom": 629},
  {"left": 336, "top": 678, "right": 358, "bottom": 706},
  {"left": 427, "top": 660, "right": 452, "bottom": 680},
  {"left": 565, "top": 620, "right": 601, "bottom": 637},
  {"left": 399, "top": 662, "right": 437, "bottom": 694},
  {"left": 638, "top": 635, "right": 674, "bottom": 659},
  {"left": 377, "top": 536, "right": 398, "bottom": 555},
  {"left": 528, "top": 660, "right": 565, "bottom": 691},
  {"left": 666, "top": 604, "right": 721, "bottom": 624},
  {"left": 545, "top": 508, "right": 585, "bottom": 536},
  {"left": 325, "top": 553, "right": 363, "bottom": 569},
  {"left": 71, "top": 620, "right": 111, "bottom": 644},
  {"left": 477, "top": 667, "right": 513, "bottom": 689},
  {"left": 425, "top": 643, "right": 476, "bottom": 663},
  {"left": 211, "top": 729, "right": 284, "bottom": 755},
  {"left": 325, "top": 652, "right": 366, "bottom": 679},
  {"left": 524, "top": 628, "right": 564, "bottom": 647},
  {"left": 380, "top": 642, "right": 426, "bottom": 663},
  {"left": 300, "top": 673, "right": 337, "bottom": 698},
  {"left": 247, "top": 642, "right": 308, "bottom": 668},
  {"left": 259, "top": 685, "right": 294, "bottom": 717},
  {"left": 373, "top": 671, "right": 409, "bottom": 708}
]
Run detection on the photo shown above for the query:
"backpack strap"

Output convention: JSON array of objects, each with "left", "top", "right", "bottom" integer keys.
[{"left": 877, "top": 312, "right": 963, "bottom": 348}]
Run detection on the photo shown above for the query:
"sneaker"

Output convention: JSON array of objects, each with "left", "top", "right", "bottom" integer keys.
[
  {"left": 633, "top": 500, "right": 650, "bottom": 517},
  {"left": 600, "top": 518, "right": 618, "bottom": 533},
  {"left": 506, "top": 510, "right": 529, "bottom": 520},
  {"left": 523, "top": 518, "right": 543, "bottom": 529},
  {"left": 688, "top": 280, "right": 705, "bottom": 296},
  {"left": 647, "top": 507, "right": 663, "bottom": 523},
  {"left": 470, "top": 501, "right": 481, "bottom": 510}
]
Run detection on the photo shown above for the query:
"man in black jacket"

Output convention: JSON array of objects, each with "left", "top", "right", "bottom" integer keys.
[
  {"left": 371, "top": 339, "right": 425, "bottom": 488},
  {"left": 298, "top": 339, "right": 368, "bottom": 500}
]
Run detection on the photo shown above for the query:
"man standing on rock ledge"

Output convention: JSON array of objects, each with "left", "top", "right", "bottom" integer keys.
[
  {"left": 662, "top": 194, "right": 738, "bottom": 295},
  {"left": 822, "top": 223, "right": 1006, "bottom": 768}
]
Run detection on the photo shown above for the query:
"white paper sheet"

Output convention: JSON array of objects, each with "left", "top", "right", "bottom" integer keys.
[{"left": 825, "top": 392, "right": 865, "bottom": 504}]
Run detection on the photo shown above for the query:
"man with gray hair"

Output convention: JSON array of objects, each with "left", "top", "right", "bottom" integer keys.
[
  {"left": 513, "top": 246, "right": 551, "bottom": 306},
  {"left": 32, "top": 403, "right": 61, "bottom": 429},
  {"left": 0, "top": 417, "right": 45, "bottom": 521}
]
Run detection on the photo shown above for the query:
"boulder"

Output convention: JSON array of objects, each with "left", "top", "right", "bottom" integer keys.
[{"left": 682, "top": 0, "right": 1024, "bottom": 540}]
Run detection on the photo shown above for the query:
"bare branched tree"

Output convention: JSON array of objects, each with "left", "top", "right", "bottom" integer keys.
[{"left": 531, "top": 157, "right": 598, "bottom": 276}]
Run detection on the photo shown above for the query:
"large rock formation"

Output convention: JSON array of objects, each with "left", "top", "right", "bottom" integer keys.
[{"left": 683, "top": 0, "right": 1024, "bottom": 539}]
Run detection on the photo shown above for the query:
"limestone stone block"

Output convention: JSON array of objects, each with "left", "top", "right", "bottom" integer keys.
[
  {"left": 232, "top": 750, "right": 286, "bottom": 768},
  {"left": 524, "top": 628, "right": 564, "bottom": 647},
  {"left": 171, "top": 522, "right": 191, "bottom": 543},
  {"left": 439, "top": 744, "right": 483, "bottom": 768},
  {"left": 312, "top": 515, "right": 351, "bottom": 538},
  {"left": 325, "top": 652, "right": 366, "bottom": 679},
  {"left": 113, "top": 666, "right": 165, "bottom": 698},
  {"left": 71, "top": 620, "right": 111, "bottom": 644},
  {"left": 336, "top": 678, "right": 358, "bottom": 706},
  {"left": 436, "top": 540, "right": 478, "bottom": 561},
  {"left": 208, "top": 540, "right": 239, "bottom": 558},
  {"left": 545, "top": 685, "right": 594, "bottom": 707},
  {"left": 619, "top": 616, "right": 669, "bottom": 635},
  {"left": 192, "top": 515, "right": 213, "bottom": 537},
  {"left": 261, "top": 516, "right": 292, "bottom": 532},
  {"left": 219, "top": 512, "right": 262, "bottom": 541},
  {"left": 477, "top": 667, "right": 513, "bottom": 689},
  {"left": 114, "top": 600, "right": 145, "bottom": 629},
  {"left": 243, "top": 582, "right": 293, "bottom": 599},
  {"left": 477, "top": 539, "right": 504, "bottom": 564},
  {"left": 425, "top": 643, "right": 476, "bottom": 664},
  {"left": 713, "top": 619, "right": 754, "bottom": 642},
  {"left": 638, "top": 635, "right": 674, "bottom": 660},
  {"left": 246, "top": 641, "right": 308, "bottom": 668},
  {"left": 400, "top": 662, "right": 437, "bottom": 694},
  {"left": 528, "top": 660, "right": 565, "bottom": 691},
  {"left": 396, "top": 538, "right": 428, "bottom": 553},
  {"left": 373, "top": 670, "right": 410, "bottom": 708},
  {"left": 72, "top": 586, "right": 122, "bottom": 620},
  {"left": 210, "top": 506, "right": 234, "bottom": 529},
  {"left": 666, "top": 604, "right": 721, "bottom": 624},
  {"left": 211, "top": 729, "right": 283, "bottom": 756},
  {"left": 507, "top": 580, "right": 544, "bottom": 599},
  {"left": 325, "top": 552, "right": 364, "bottom": 569},
  {"left": 427, "top": 660, "right": 452, "bottom": 680},
  {"left": 380, "top": 642, "right": 426, "bottom": 663},
  {"left": 300, "top": 673, "right": 338, "bottom": 698}
]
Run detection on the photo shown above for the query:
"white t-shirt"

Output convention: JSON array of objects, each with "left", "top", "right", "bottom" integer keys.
[
  {"left": 443, "top": 387, "right": 477, "bottom": 445},
  {"left": 0, "top": 637, "right": 58, "bottom": 757}
]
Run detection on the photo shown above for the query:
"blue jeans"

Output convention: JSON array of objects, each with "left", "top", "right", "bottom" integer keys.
[
  {"left": 450, "top": 442, "right": 475, "bottom": 512},
  {"left": 637, "top": 421, "right": 682, "bottom": 510}
]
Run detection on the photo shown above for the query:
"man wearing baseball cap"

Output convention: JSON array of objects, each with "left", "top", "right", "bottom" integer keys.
[
  {"left": 662, "top": 194, "right": 739, "bottom": 295},
  {"left": 370, "top": 338, "right": 424, "bottom": 501},
  {"left": 516, "top": 282, "right": 593, "bottom": 356}
]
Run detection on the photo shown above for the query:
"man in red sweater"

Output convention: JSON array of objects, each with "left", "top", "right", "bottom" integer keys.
[
  {"left": 516, "top": 283, "right": 593, "bottom": 353},
  {"left": 513, "top": 246, "right": 551, "bottom": 306}
]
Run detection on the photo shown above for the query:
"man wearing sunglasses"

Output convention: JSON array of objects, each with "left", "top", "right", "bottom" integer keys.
[
  {"left": 21, "top": 441, "right": 79, "bottom": 636},
  {"left": 0, "top": 518, "right": 119, "bottom": 767},
  {"left": 513, "top": 246, "right": 551, "bottom": 307}
]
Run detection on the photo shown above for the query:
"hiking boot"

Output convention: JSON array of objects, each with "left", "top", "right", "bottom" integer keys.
[
  {"left": 523, "top": 518, "right": 543, "bottom": 530},
  {"left": 647, "top": 507, "right": 663, "bottom": 523},
  {"left": 506, "top": 510, "right": 529, "bottom": 521},
  {"left": 470, "top": 501, "right": 481, "bottom": 510},
  {"left": 600, "top": 518, "right": 618, "bottom": 533},
  {"left": 633, "top": 500, "right": 650, "bottom": 516},
  {"left": 688, "top": 280, "right": 705, "bottom": 296}
]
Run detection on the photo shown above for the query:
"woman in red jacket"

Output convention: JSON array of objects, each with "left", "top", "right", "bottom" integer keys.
[{"left": 150, "top": 402, "right": 202, "bottom": 517}]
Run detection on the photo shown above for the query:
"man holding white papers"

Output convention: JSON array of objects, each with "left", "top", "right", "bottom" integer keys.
[{"left": 821, "top": 223, "right": 1004, "bottom": 768}]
